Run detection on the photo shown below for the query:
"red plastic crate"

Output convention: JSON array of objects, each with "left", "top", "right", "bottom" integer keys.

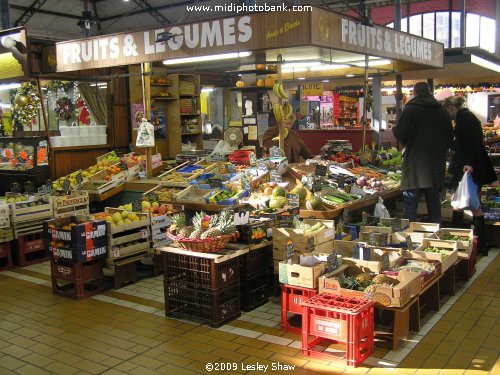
[
  {"left": 281, "top": 284, "right": 318, "bottom": 334},
  {"left": 16, "top": 233, "right": 47, "bottom": 267},
  {"left": 0, "top": 241, "right": 12, "bottom": 271},
  {"left": 50, "top": 259, "right": 103, "bottom": 281},
  {"left": 301, "top": 293, "right": 374, "bottom": 367}
]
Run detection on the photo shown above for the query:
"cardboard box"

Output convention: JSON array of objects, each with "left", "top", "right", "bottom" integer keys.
[
  {"left": 408, "top": 239, "right": 458, "bottom": 273},
  {"left": 431, "top": 228, "right": 473, "bottom": 259},
  {"left": 279, "top": 255, "right": 329, "bottom": 289},
  {"left": 319, "top": 268, "right": 421, "bottom": 307},
  {"left": 391, "top": 222, "right": 440, "bottom": 246},
  {"left": 273, "top": 240, "right": 333, "bottom": 260},
  {"left": 341, "top": 250, "right": 402, "bottom": 273},
  {"left": 358, "top": 228, "right": 391, "bottom": 247},
  {"left": 273, "top": 219, "right": 335, "bottom": 253}
]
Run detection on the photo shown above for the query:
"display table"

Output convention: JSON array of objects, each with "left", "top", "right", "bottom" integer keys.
[{"left": 296, "top": 129, "right": 374, "bottom": 154}]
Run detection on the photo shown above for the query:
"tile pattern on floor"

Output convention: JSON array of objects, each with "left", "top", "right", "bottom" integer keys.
[{"left": 0, "top": 251, "right": 497, "bottom": 374}]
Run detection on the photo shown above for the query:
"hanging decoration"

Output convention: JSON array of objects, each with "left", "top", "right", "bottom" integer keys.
[
  {"left": 76, "top": 96, "right": 90, "bottom": 125},
  {"left": 54, "top": 97, "right": 74, "bottom": 120},
  {"left": 11, "top": 82, "right": 41, "bottom": 131}
]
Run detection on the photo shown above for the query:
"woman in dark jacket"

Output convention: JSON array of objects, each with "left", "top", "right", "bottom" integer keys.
[{"left": 444, "top": 96, "right": 497, "bottom": 255}]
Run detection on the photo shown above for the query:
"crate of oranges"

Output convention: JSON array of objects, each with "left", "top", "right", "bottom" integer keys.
[{"left": 89, "top": 163, "right": 127, "bottom": 183}]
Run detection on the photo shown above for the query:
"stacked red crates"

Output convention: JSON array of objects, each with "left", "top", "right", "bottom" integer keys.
[
  {"left": 301, "top": 293, "right": 374, "bottom": 367},
  {"left": 281, "top": 284, "right": 318, "bottom": 334},
  {"left": 16, "top": 232, "right": 46, "bottom": 267},
  {"left": 163, "top": 251, "right": 241, "bottom": 327}
]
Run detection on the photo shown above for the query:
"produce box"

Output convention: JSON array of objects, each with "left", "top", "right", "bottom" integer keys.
[
  {"left": 80, "top": 179, "right": 121, "bottom": 195},
  {"left": 150, "top": 215, "right": 172, "bottom": 248},
  {"left": 44, "top": 217, "right": 108, "bottom": 263},
  {"left": 379, "top": 218, "right": 410, "bottom": 232},
  {"left": 273, "top": 240, "right": 333, "bottom": 260},
  {"left": 237, "top": 220, "right": 271, "bottom": 245},
  {"left": 319, "top": 268, "right": 421, "bottom": 307},
  {"left": 53, "top": 191, "right": 90, "bottom": 219},
  {"left": 142, "top": 185, "right": 184, "bottom": 204},
  {"left": 358, "top": 226, "right": 392, "bottom": 246},
  {"left": 334, "top": 240, "right": 401, "bottom": 273},
  {"left": 207, "top": 189, "right": 249, "bottom": 205},
  {"left": 386, "top": 257, "right": 441, "bottom": 286},
  {"left": 408, "top": 239, "right": 458, "bottom": 273},
  {"left": 431, "top": 228, "right": 474, "bottom": 258},
  {"left": 102, "top": 208, "right": 150, "bottom": 235},
  {"left": 278, "top": 254, "right": 331, "bottom": 289},
  {"left": 391, "top": 222, "right": 439, "bottom": 246},
  {"left": 0, "top": 204, "right": 10, "bottom": 228},
  {"left": 10, "top": 195, "right": 53, "bottom": 224},
  {"left": 174, "top": 186, "right": 217, "bottom": 205},
  {"left": 273, "top": 219, "right": 335, "bottom": 253}
]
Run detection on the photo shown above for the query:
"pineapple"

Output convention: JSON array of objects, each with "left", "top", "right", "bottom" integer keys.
[
  {"left": 364, "top": 284, "right": 377, "bottom": 295},
  {"left": 178, "top": 226, "right": 194, "bottom": 239},
  {"left": 372, "top": 274, "right": 398, "bottom": 286},
  {"left": 217, "top": 211, "right": 236, "bottom": 235},
  {"left": 189, "top": 211, "right": 206, "bottom": 239},
  {"left": 355, "top": 273, "right": 373, "bottom": 284},
  {"left": 200, "top": 214, "right": 222, "bottom": 239},
  {"left": 170, "top": 213, "right": 186, "bottom": 234}
]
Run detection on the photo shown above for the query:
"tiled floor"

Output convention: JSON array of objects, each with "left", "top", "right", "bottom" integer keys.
[{"left": 0, "top": 252, "right": 498, "bottom": 374}]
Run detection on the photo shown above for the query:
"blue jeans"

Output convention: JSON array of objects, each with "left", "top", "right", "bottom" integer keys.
[{"left": 403, "top": 188, "right": 441, "bottom": 224}]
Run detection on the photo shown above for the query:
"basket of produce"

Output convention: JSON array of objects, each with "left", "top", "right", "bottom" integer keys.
[{"left": 167, "top": 211, "right": 238, "bottom": 253}]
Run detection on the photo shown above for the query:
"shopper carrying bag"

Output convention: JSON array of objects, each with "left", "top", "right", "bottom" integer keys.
[
  {"left": 451, "top": 172, "right": 481, "bottom": 211},
  {"left": 443, "top": 96, "right": 497, "bottom": 256}
]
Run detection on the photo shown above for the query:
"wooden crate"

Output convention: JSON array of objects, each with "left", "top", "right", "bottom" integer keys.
[
  {"left": 53, "top": 191, "right": 90, "bottom": 219},
  {"left": 81, "top": 179, "right": 122, "bottom": 196},
  {"left": 0, "top": 204, "right": 10, "bottom": 228},
  {"left": 104, "top": 208, "right": 150, "bottom": 235},
  {"left": 10, "top": 196, "right": 53, "bottom": 224},
  {"left": 142, "top": 185, "right": 184, "bottom": 204},
  {"left": 174, "top": 186, "right": 216, "bottom": 205},
  {"left": 0, "top": 227, "right": 13, "bottom": 243},
  {"left": 13, "top": 219, "right": 44, "bottom": 238}
]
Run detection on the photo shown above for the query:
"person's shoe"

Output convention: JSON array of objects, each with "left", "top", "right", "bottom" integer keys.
[
  {"left": 472, "top": 215, "right": 488, "bottom": 256},
  {"left": 452, "top": 210, "right": 464, "bottom": 228}
]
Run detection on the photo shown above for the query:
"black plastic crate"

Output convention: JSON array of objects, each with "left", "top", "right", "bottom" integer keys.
[
  {"left": 164, "top": 252, "right": 240, "bottom": 289},
  {"left": 241, "top": 270, "right": 268, "bottom": 311},
  {"left": 164, "top": 281, "right": 240, "bottom": 327},
  {"left": 266, "top": 269, "right": 281, "bottom": 298},
  {"left": 241, "top": 246, "right": 269, "bottom": 277}
]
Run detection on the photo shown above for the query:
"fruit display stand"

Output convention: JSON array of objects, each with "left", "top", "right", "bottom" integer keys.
[
  {"left": 97, "top": 208, "right": 151, "bottom": 289},
  {"left": 80, "top": 180, "right": 124, "bottom": 202},
  {"left": 52, "top": 191, "right": 90, "bottom": 218},
  {"left": 142, "top": 185, "right": 185, "bottom": 204}
]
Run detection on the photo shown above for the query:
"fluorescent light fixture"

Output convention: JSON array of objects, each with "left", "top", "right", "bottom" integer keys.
[
  {"left": 353, "top": 59, "right": 391, "bottom": 67},
  {"left": 1, "top": 36, "right": 16, "bottom": 49},
  {"left": 297, "top": 77, "right": 306, "bottom": 80},
  {"left": 282, "top": 67, "right": 307, "bottom": 73},
  {"left": 322, "top": 80, "right": 329, "bottom": 83},
  {"left": 201, "top": 88, "right": 214, "bottom": 93},
  {"left": 0, "top": 83, "right": 21, "bottom": 90},
  {"left": 346, "top": 74, "right": 355, "bottom": 77},
  {"left": 282, "top": 61, "right": 321, "bottom": 68},
  {"left": 368, "top": 77, "right": 373, "bottom": 80},
  {"left": 163, "top": 51, "right": 251, "bottom": 65},
  {"left": 470, "top": 55, "right": 500, "bottom": 73},
  {"left": 309, "top": 64, "right": 349, "bottom": 71}
]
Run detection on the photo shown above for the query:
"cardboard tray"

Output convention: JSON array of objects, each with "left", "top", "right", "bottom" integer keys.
[
  {"left": 272, "top": 219, "right": 335, "bottom": 252},
  {"left": 407, "top": 239, "right": 458, "bottom": 273},
  {"left": 174, "top": 186, "right": 216, "bottom": 205},
  {"left": 431, "top": 228, "right": 474, "bottom": 258},
  {"left": 278, "top": 257, "right": 328, "bottom": 289}
]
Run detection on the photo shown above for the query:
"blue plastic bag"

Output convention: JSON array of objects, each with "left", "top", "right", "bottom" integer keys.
[{"left": 451, "top": 172, "right": 480, "bottom": 210}]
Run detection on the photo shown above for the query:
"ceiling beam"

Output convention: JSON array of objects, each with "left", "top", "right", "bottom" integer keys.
[
  {"left": 10, "top": 4, "right": 82, "bottom": 21},
  {"left": 130, "top": 0, "right": 170, "bottom": 25},
  {"left": 91, "top": 0, "right": 102, "bottom": 34},
  {"left": 14, "top": 0, "right": 49, "bottom": 26}
]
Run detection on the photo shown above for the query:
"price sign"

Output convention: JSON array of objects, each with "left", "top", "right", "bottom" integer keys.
[
  {"left": 326, "top": 253, "right": 339, "bottom": 272},
  {"left": 307, "top": 237, "right": 315, "bottom": 252},
  {"left": 62, "top": 179, "right": 71, "bottom": 191},
  {"left": 393, "top": 217, "right": 402, "bottom": 232},
  {"left": 76, "top": 173, "right": 83, "bottom": 185},
  {"left": 312, "top": 178, "right": 322, "bottom": 192},
  {"left": 24, "top": 181, "right": 35, "bottom": 194},
  {"left": 276, "top": 214, "right": 294, "bottom": 228},
  {"left": 10, "top": 182, "right": 21, "bottom": 194},
  {"left": 286, "top": 193, "right": 299, "bottom": 208},
  {"left": 226, "top": 163, "right": 236, "bottom": 173},
  {"left": 140, "top": 229, "right": 148, "bottom": 239},
  {"left": 242, "top": 175, "right": 251, "bottom": 191},
  {"left": 38, "top": 184, "right": 51, "bottom": 195},
  {"left": 270, "top": 146, "right": 282, "bottom": 158},
  {"left": 209, "top": 176, "right": 223, "bottom": 189},
  {"left": 270, "top": 171, "right": 282, "bottom": 183},
  {"left": 381, "top": 252, "right": 390, "bottom": 271},
  {"left": 406, "top": 235, "right": 414, "bottom": 250},
  {"left": 249, "top": 153, "right": 257, "bottom": 166},
  {"left": 138, "top": 171, "right": 147, "bottom": 180},
  {"left": 338, "top": 175, "right": 346, "bottom": 189},
  {"left": 132, "top": 200, "right": 142, "bottom": 212},
  {"left": 148, "top": 192, "right": 158, "bottom": 202},
  {"left": 233, "top": 210, "right": 249, "bottom": 225},
  {"left": 119, "top": 161, "right": 128, "bottom": 171},
  {"left": 285, "top": 241, "right": 294, "bottom": 261},
  {"left": 257, "top": 159, "right": 267, "bottom": 171},
  {"left": 315, "top": 164, "right": 327, "bottom": 177}
]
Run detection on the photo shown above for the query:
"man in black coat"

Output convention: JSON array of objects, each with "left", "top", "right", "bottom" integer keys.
[{"left": 392, "top": 82, "right": 454, "bottom": 223}]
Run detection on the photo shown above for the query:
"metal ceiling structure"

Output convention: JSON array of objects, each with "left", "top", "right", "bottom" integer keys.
[{"left": 3, "top": 0, "right": 430, "bottom": 41}]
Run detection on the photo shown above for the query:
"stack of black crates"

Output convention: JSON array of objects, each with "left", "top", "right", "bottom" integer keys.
[
  {"left": 163, "top": 250, "right": 241, "bottom": 327},
  {"left": 240, "top": 245, "right": 270, "bottom": 311},
  {"left": 44, "top": 217, "right": 108, "bottom": 299}
]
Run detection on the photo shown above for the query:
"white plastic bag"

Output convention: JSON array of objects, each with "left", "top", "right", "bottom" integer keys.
[
  {"left": 451, "top": 172, "right": 480, "bottom": 210},
  {"left": 373, "top": 197, "right": 390, "bottom": 218}
]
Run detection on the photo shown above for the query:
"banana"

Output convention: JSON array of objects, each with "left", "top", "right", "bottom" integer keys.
[
  {"left": 273, "top": 103, "right": 284, "bottom": 123},
  {"left": 278, "top": 82, "right": 288, "bottom": 99},
  {"left": 283, "top": 103, "right": 292, "bottom": 119},
  {"left": 272, "top": 128, "right": 289, "bottom": 141},
  {"left": 272, "top": 81, "right": 281, "bottom": 98}
]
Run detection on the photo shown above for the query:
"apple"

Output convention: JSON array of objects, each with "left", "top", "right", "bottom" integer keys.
[{"left": 121, "top": 210, "right": 129, "bottom": 220}]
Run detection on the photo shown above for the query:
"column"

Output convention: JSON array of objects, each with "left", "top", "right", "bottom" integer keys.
[{"left": 372, "top": 76, "right": 382, "bottom": 145}]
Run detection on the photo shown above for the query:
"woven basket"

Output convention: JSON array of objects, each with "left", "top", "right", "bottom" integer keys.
[{"left": 166, "top": 229, "right": 231, "bottom": 253}]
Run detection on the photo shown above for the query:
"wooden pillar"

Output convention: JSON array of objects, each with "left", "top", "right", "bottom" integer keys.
[
  {"left": 277, "top": 54, "right": 285, "bottom": 151},
  {"left": 141, "top": 62, "right": 153, "bottom": 178}
]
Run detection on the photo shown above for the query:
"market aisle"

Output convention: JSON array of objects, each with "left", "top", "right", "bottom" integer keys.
[
  {"left": 397, "top": 252, "right": 500, "bottom": 375},
  {"left": 0, "top": 252, "right": 497, "bottom": 375}
]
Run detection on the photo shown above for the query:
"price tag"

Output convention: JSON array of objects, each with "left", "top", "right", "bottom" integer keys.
[
  {"left": 305, "top": 174, "right": 313, "bottom": 190},
  {"left": 62, "top": 179, "right": 71, "bottom": 191},
  {"left": 257, "top": 160, "right": 267, "bottom": 171},
  {"left": 140, "top": 229, "right": 148, "bottom": 239},
  {"left": 270, "top": 171, "right": 282, "bottom": 183},
  {"left": 38, "top": 184, "right": 51, "bottom": 195},
  {"left": 148, "top": 192, "right": 158, "bottom": 202},
  {"left": 338, "top": 175, "right": 346, "bottom": 189},
  {"left": 286, "top": 193, "right": 299, "bottom": 208},
  {"left": 24, "top": 181, "right": 35, "bottom": 194},
  {"left": 119, "top": 161, "right": 128, "bottom": 171},
  {"left": 233, "top": 210, "right": 249, "bottom": 226},
  {"left": 307, "top": 237, "right": 315, "bottom": 252},
  {"left": 242, "top": 175, "right": 251, "bottom": 191},
  {"left": 132, "top": 201, "right": 142, "bottom": 212},
  {"left": 112, "top": 247, "right": 120, "bottom": 258},
  {"left": 393, "top": 217, "right": 402, "bottom": 232},
  {"left": 312, "top": 178, "right": 322, "bottom": 192},
  {"left": 249, "top": 153, "right": 257, "bottom": 166},
  {"left": 226, "top": 164, "right": 236, "bottom": 173},
  {"left": 381, "top": 252, "right": 390, "bottom": 271},
  {"left": 209, "top": 176, "right": 223, "bottom": 189},
  {"left": 76, "top": 173, "right": 83, "bottom": 185},
  {"left": 276, "top": 214, "right": 294, "bottom": 228},
  {"left": 406, "top": 235, "right": 414, "bottom": 250},
  {"left": 326, "top": 253, "right": 338, "bottom": 272},
  {"left": 315, "top": 164, "right": 327, "bottom": 177},
  {"left": 285, "top": 241, "right": 294, "bottom": 261},
  {"left": 10, "top": 182, "right": 20, "bottom": 194}
]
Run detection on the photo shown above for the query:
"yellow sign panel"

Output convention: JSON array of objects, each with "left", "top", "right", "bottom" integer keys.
[{"left": 302, "top": 84, "right": 323, "bottom": 96}]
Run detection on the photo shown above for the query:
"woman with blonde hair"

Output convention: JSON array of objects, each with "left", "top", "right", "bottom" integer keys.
[{"left": 443, "top": 96, "right": 497, "bottom": 256}]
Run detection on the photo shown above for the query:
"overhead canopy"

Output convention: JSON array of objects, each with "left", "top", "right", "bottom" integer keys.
[{"left": 42, "top": 6, "right": 444, "bottom": 74}]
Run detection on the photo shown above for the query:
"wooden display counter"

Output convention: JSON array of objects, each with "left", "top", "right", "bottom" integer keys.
[{"left": 296, "top": 129, "right": 374, "bottom": 154}]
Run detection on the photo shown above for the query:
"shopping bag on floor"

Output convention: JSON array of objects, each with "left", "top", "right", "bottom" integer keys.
[
  {"left": 451, "top": 172, "right": 480, "bottom": 210},
  {"left": 373, "top": 197, "right": 390, "bottom": 218}
]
